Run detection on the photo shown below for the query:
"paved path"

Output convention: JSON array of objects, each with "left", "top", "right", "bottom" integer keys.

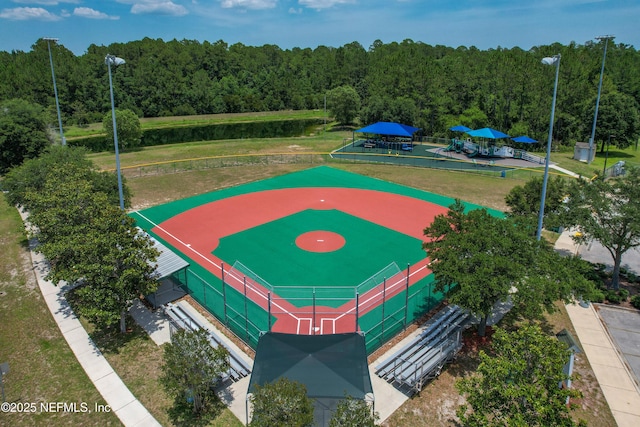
[
  {"left": 23, "top": 210, "right": 161, "bottom": 427},
  {"left": 556, "top": 230, "right": 640, "bottom": 426}
]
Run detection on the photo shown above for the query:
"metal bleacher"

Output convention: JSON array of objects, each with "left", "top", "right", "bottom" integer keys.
[
  {"left": 375, "top": 304, "right": 470, "bottom": 393},
  {"left": 163, "top": 301, "right": 251, "bottom": 383}
]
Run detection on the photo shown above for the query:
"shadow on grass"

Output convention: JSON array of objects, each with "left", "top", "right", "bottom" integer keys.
[
  {"left": 167, "top": 393, "right": 227, "bottom": 427},
  {"left": 88, "top": 320, "right": 152, "bottom": 355}
]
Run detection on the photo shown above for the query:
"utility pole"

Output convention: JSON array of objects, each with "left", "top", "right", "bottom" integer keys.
[{"left": 588, "top": 35, "right": 614, "bottom": 164}]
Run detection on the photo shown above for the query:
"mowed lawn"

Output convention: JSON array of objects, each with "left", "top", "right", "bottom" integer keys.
[{"left": 1, "top": 121, "right": 623, "bottom": 426}]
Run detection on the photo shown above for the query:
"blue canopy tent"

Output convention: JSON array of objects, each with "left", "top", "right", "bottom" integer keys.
[
  {"left": 356, "top": 121, "right": 419, "bottom": 137},
  {"left": 511, "top": 135, "right": 538, "bottom": 143},
  {"left": 354, "top": 121, "right": 420, "bottom": 152},
  {"left": 466, "top": 127, "right": 510, "bottom": 139},
  {"left": 449, "top": 125, "right": 472, "bottom": 132}
]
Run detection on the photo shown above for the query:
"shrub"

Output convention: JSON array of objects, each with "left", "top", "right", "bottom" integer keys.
[
  {"left": 631, "top": 295, "right": 640, "bottom": 310},
  {"left": 618, "top": 289, "right": 630, "bottom": 301},
  {"left": 606, "top": 291, "right": 621, "bottom": 304},
  {"left": 590, "top": 290, "right": 605, "bottom": 303}
]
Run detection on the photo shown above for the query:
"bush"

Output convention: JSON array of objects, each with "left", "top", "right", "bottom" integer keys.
[
  {"left": 606, "top": 291, "right": 621, "bottom": 304},
  {"left": 619, "top": 289, "right": 630, "bottom": 301},
  {"left": 590, "top": 290, "right": 605, "bottom": 303},
  {"left": 631, "top": 295, "right": 640, "bottom": 309}
]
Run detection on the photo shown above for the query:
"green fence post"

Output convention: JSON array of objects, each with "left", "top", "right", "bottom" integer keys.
[
  {"left": 221, "top": 262, "right": 227, "bottom": 325},
  {"left": 268, "top": 291, "right": 272, "bottom": 332},
  {"left": 404, "top": 263, "right": 410, "bottom": 330},
  {"left": 355, "top": 291, "right": 359, "bottom": 333},
  {"left": 244, "top": 276, "right": 248, "bottom": 341},
  {"left": 381, "top": 278, "right": 386, "bottom": 337}
]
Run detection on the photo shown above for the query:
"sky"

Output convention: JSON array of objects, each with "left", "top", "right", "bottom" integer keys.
[{"left": 0, "top": 0, "right": 638, "bottom": 55}]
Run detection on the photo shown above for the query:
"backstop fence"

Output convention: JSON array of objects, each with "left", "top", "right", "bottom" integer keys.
[
  {"left": 172, "top": 260, "right": 446, "bottom": 354},
  {"left": 117, "top": 151, "right": 551, "bottom": 181}
]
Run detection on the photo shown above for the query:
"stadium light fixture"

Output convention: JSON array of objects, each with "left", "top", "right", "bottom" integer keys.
[
  {"left": 43, "top": 37, "right": 65, "bottom": 146},
  {"left": 105, "top": 54, "right": 126, "bottom": 211},
  {"left": 537, "top": 54, "right": 561, "bottom": 241}
]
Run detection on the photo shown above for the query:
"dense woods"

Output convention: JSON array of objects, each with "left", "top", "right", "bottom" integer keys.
[{"left": 1, "top": 37, "right": 639, "bottom": 148}]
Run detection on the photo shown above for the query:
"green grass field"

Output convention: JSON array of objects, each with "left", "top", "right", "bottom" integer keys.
[{"left": 1, "top": 111, "right": 626, "bottom": 426}]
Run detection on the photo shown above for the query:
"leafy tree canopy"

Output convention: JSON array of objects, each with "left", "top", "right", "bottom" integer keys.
[
  {"left": 457, "top": 325, "right": 583, "bottom": 427},
  {"left": 505, "top": 175, "right": 570, "bottom": 234},
  {"left": 102, "top": 108, "right": 142, "bottom": 152},
  {"left": 326, "top": 85, "right": 361, "bottom": 125},
  {"left": 250, "top": 377, "right": 315, "bottom": 427},
  {"left": 0, "top": 98, "right": 51, "bottom": 174},
  {"left": 1, "top": 145, "right": 129, "bottom": 208},
  {"left": 161, "top": 329, "right": 230, "bottom": 418},
  {"left": 24, "top": 164, "right": 157, "bottom": 331},
  {"left": 329, "top": 395, "right": 379, "bottom": 427},
  {"left": 423, "top": 200, "right": 595, "bottom": 336},
  {"left": 562, "top": 167, "right": 640, "bottom": 289}
]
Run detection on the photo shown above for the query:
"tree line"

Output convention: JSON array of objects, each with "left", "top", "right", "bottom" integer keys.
[{"left": 1, "top": 37, "right": 639, "bottom": 149}]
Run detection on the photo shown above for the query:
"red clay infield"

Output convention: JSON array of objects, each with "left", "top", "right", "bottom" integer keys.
[{"left": 151, "top": 187, "right": 448, "bottom": 334}]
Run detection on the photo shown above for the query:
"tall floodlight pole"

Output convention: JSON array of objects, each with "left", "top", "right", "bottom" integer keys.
[
  {"left": 105, "top": 54, "right": 126, "bottom": 211},
  {"left": 537, "top": 54, "right": 561, "bottom": 241},
  {"left": 588, "top": 35, "right": 614, "bottom": 164},
  {"left": 43, "top": 37, "right": 65, "bottom": 145}
]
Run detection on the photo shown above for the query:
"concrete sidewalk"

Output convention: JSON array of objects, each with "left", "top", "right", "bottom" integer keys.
[
  {"left": 23, "top": 209, "right": 160, "bottom": 427},
  {"left": 565, "top": 303, "right": 640, "bottom": 427},
  {"left": 556, "top": 229, "right": 640, "bottom": 426}
]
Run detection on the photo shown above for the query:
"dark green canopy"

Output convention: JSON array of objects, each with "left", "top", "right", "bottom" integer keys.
[{"left": 248, "top": 332, "right": 373, "bottom": 399}]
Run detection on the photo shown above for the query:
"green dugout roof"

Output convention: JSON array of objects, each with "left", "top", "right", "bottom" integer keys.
[{"left": 248, "top": 332, "right": 373, "bottom": 423}]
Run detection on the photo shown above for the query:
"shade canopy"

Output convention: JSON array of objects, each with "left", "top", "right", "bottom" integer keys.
[
  {"left": 248, "top": 332, "right": 373, "bottom": 425},
  {"left": 355, "top": 121, "right": 419, "bottom": 137},
  {"left": 511, "top": 135, "right": 538, "bottom": 143},
  {"left": 467, "top": 127, "right": 510, "bottom": 139},
  {"left": 449, "top": 125, "right": 472, "bottom": 132}
]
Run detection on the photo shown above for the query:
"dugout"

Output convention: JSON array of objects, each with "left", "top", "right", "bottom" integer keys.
[
  {"left": 142, "top": 231, "right": 190, "bottom": 309},
  {"left": 246, "top": 332, "right": 374, "bottom": 427}
]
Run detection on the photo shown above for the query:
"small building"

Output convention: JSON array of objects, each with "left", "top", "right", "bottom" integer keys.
[{"left": 573, "top": 142, "right": 595, "bottom": 163}]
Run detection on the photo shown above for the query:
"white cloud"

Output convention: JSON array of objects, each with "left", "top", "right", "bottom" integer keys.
[
  {"left": 289, "top": 7, "right": 303, "bottom": 14},
  {"left": 219, "top": 0, "right": 277, "bottom": 10},
  {"left": 73, "top": 7, "right": 119, "bottom": 20},
  {"left": 0, "top": 7, "right": 61, "bottom": 20},
  {"left": 117, "top": 1, "right": 189, "bottom": 16},
  {"left": 298, "top": 0, "right": 355, "bottom": 9},
  {"left": 11, "top": 0, "right": 80, "bottom": 4}
]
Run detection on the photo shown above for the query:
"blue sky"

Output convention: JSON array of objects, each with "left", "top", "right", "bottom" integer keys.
[{"left": 0, "top": 0, "right": 637, "bottom": 55}]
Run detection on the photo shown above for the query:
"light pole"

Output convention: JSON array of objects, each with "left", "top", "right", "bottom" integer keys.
[
  {"left": 603, "top": 134, "right": 614, "bottom": 178},
  {"left": 43, "top": 37, "right": 65, "bottom": 145},
  {"left": 537, "top": 54, "right": 561, "bottom": 241},
  {"left": 588, "top": 35, "right": 614, "bottom": 164},
  {"left": 105, "top": 54, "right": 126, "bottom": 211}
]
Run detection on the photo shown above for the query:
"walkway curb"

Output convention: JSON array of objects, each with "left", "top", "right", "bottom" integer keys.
[
  {"left": 565, "top": 303, "right": 640, "bottom": 427},
  {"left": 22, "top": 210, "right": 161, "bottom": 427}
]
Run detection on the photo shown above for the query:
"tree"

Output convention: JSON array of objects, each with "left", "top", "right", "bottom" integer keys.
[
  {"left": 562, "top": 167, "right": 640, "bottom": 290},
  {"left": 457, "top": 325, "right": 583, "bottom": 427},
  {"left": 423, "top": 200, "right": 595, "bottom": 336},
  {"left": 24, "top": 165, "right": 157, "bottom": 331},
  {"left": 160, "top": 329, "right": 230, "bottom": 417},
  {"left": 326, "top": 85, "right": 361, "bottom": 125},
  {"left": 1, "top": 145, "right": 129, "bottom": 209},
  {"left": 0, "top": 98, "right": 51, "bottom": 174},
  {"left": 102, "top": 108, "right": 142, "bottom": 151},
  {"left": 330, "top": 395, "right": 378, "bottom": 427},
  {"left": 249, "top": 377, "right": 314, "bottom": 427},
  {"left": 505, "top": 175, "right": 570, "bottom": 234},
  {"left": 588, "top": 92, "right": 640, "bottom": 151}
]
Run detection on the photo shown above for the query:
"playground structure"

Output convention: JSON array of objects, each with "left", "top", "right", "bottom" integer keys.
[{"left": 445, "top": 137, "right": 543, "bottom": 163}]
